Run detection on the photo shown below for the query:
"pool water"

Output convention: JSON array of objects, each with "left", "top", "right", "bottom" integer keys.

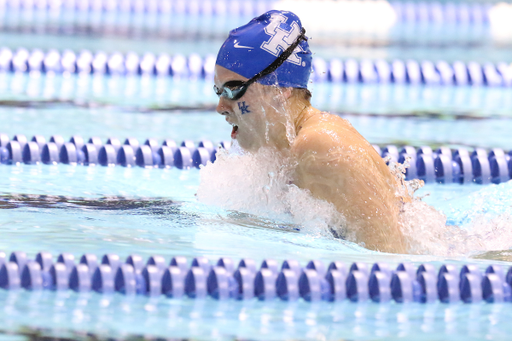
[
  {"left": 2, "top": 288, "right": 511, "bottom": 341},
  {"left": 1, "top": 101, "right": 512, "bottom": 339},
  {"left": 1, "top": 2, "right": 512, "bottom": 340},
  {"left": 1, "top": 145, "right": 512, "bottom": 340},
  {"left": 1, "top": 5, "right": 512, "bottom": 62},
  {"left": 2, "top": 90, "right": 512, "bottom": 151}
]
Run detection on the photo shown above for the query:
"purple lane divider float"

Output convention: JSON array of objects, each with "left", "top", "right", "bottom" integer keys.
[
  {"left": 1, "top": 133, "right": 511, "bottom": 185},
  {"left": 1, "top": 251, "right": 512, "bottom": 304},
  {"left": 1, "top": 48, "right": 512, "bottom": 88}
]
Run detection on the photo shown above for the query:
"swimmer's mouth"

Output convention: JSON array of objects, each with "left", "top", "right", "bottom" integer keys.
[{"left": 231, "top": 124, "right": 238, "bottom": 139}]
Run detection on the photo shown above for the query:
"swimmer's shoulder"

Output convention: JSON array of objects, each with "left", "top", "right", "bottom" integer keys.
[
  {"left": 293, "top": 110, "right": 364, "bottom": 153},
  {"left": 292, "top": 116, "right": 338, "bottom": 156},
  {"left": 299, "top": 111, "right": 355, "bottom": 133}
]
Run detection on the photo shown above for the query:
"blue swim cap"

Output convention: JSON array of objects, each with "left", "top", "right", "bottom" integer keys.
[{"left": 216, "top": 10, "right": 312, "bottom": 89}]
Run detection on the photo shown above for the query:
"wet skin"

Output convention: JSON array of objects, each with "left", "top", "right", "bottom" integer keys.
[{"left": 215, "top": 65, "right": 409, "bottom": 253}]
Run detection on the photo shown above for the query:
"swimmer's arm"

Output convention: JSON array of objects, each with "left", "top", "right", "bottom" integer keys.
[{"left": 291, "top": 132, "right": 407, "bottom": 253}]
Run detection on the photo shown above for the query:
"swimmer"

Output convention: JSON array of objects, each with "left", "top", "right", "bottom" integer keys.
[{"left": 214, "top": 10, "right": 410, "bottom": 253}]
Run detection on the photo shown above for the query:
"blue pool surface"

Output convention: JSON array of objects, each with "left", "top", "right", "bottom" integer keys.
[
  {"left": 1, "top": 159, "right": 510, "bottom": 262},
  {"left": 1, "top": 157, "right": 512, "bottom": 340},
  {"left": 1, "top": 7, "right": 512, "bottom": 63},
  {"left": 2, "top": 97, "right": 512, "bottom": 150},
  {"left": 2, "top": 72, "right": 512, "bottom": 118},
  {"left": 1, "top": 74, "right": 512, "bottom": 341},
  {"left": 1, "top": 2, "right": 512, "bottom": 340}
]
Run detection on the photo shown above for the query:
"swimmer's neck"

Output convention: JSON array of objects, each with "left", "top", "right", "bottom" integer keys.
[
  {"left": 287, "top": 98, "right": 319, "bottom": 134},
  {"left": 265, "top": 96, "right": 320, "bottom": 153}
]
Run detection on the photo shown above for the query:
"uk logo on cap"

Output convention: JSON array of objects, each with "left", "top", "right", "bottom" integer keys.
[
  {"left": 216, "top": 10, "right": 312, "bottom": 89},
  {"left": 261, "top": 13, "right": 304, "bottom": 67}
]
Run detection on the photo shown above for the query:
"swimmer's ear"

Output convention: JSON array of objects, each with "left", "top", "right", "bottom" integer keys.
[
  {"left": 282, "top": 87, "right": 293, "bottom": 99},
  {"left": 274, "top": 87, "right": 293, "bottom": 102}
]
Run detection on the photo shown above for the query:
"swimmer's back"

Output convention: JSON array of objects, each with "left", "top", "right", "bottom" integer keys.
[
  {"left": 292, "top": 110, "right": 408, "bottom": 253},
  {"left": 295, "top": 111, "right": 400, "bottom": 188}
]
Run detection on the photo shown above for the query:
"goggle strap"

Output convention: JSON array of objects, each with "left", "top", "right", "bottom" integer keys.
[
  {"left": 245, "top": 28, "right": 307, "bottom": 87},
  {"left": 214, "top": 28, "right": 307, "bottom": 100}
]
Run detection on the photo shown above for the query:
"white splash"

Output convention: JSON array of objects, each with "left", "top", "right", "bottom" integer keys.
[
  {"left": 196, "top": 146, "right": 345, "bottom": 239},
  {"left": 198, "top": 147, "right": 512, "bottom": 257},
  {"left": 400, "top": 181, "right": 512, "bottom": 257}
]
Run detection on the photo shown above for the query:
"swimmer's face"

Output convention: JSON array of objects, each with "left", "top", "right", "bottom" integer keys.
[{"left": 214, "top": 65, "right": 289, "bottom": 152}]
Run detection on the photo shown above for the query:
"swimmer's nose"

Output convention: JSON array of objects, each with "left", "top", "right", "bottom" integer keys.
[{"left": 216, "top": 97, "right": 231, "bottom": 115}]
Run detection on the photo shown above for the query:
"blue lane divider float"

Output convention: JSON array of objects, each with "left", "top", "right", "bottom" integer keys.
[
  {"left": 377, "top": 144, "right": 512, "bottom": 185},
  {"left": 391, "top": 1, "right": 492, "bottom": 25},
  {"left": 0, "top": 0, "right": 495, "bottom": 26},
  {"left": 1, "top": 48, "right": 511, "bottom": 87},
  {"left": 0, "top": 133, "right": 232, "bottom": 170},
  {"left": 2, "top": 250, "right": 512, "bottom": 304},
  {"left": 1, "top": 133, "right": 511, "bottom": 184},
  {"left": 0, "top": 0, "right": 275, "bottom": 17}
]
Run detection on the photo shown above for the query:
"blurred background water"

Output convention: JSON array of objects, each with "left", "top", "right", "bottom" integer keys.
[{"left": 0, "top": 0, "right": 512, "bottom": 340}]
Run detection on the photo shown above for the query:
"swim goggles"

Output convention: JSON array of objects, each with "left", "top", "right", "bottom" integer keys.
[{"left": 214, "top": 28, "right": 307, "bottom": 101}]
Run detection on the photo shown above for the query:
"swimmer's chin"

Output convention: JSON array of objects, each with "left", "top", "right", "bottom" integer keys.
[{"left": 229, "top": 135, "right": 289, "bottom": 155}]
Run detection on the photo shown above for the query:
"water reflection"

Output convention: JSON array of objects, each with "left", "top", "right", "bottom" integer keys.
[
  {"left": 1, "top": 290, "right": 512, "bottom": 340},
  {"left": 0, "top": 192, "right": 178, "bottom": 211},
  {"left": 3, "top": 72, "right": 512, "bottom": 118}
]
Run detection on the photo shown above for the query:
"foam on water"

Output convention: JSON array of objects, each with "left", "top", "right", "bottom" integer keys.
[
  {"left": 197, "top": 146, "right": 345, "bottom": 239},
  {"left": 198, "top": 146, "right": 512, "bottom": 258},
  {"left": 401, "top": 180, "right": 512, "bottom": 257}
]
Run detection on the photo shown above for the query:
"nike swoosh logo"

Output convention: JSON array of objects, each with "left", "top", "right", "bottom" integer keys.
[{"left": 234, "top": 42, "right": 254, "bottom": 49}]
